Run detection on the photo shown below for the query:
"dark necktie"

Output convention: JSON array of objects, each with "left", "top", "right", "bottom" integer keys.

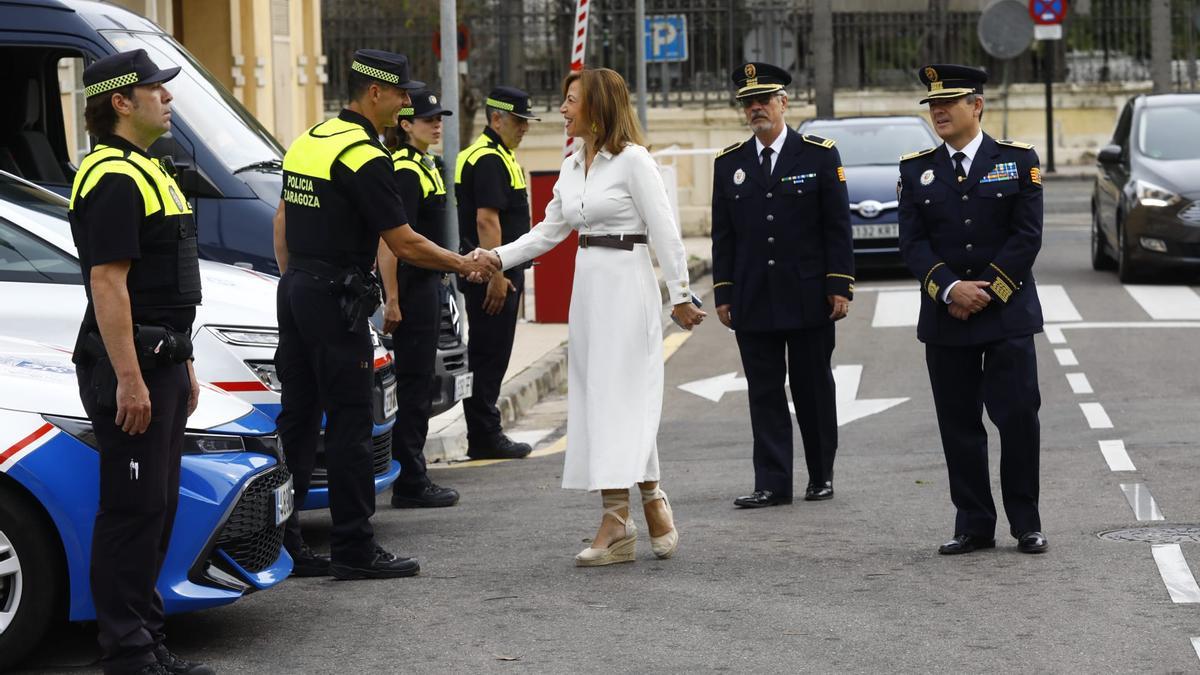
[
  {"left": 952, "top": 151, "right": 967, "bottom": 182},
  {"left": 760, "top": 146, "right": 774, "bottom": 183}
]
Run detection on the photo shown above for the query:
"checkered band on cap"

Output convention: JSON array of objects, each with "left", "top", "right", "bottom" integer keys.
[
  {"left": 85, "top": 72, "right": 140, "bottom": 98},
  {"left": 351, "top": 60, "right": 400, "bottom": 84},
  {"left": 485, "top": 97, "right": 515, "bottom": 111},
  {"left": 398, "top": 107, "right": 415, "bottom": 116}
]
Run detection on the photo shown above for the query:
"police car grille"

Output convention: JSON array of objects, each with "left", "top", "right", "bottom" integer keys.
[
  {"left": 438, "top": 306, "right": 461, "bottom": 349},
  {"left": 1179, "top": 202, "right": 1200, "bottom": 225},
  {"left": 310, "top": 429, "right": 393, "bottom": 488},
  {"left": 214, "top": 465, "right": 290, "bottom": 573}
]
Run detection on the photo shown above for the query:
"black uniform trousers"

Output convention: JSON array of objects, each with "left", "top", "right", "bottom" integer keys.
[
  {"left": 389, "top": 269, "right": 440, "bottom": 489},
  {"left": 925, "top": 335, "right": 1042, "bottom": 538},
  {"left": 460, "top": 270, "right": 524, "bottom": 442},
  {"left": 276, "top": 270, "right": 376, "bottom": 564},
  {"left": 78, "top": 360, "right": 189, "bottom": 674},
  {"left": 735, "top": 324, "right": 838, "bottom": 497}
]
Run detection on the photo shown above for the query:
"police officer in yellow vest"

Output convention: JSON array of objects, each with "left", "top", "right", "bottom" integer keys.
[
  {"left": 68, "top": 50, "right": 213, "bottom": 675},
  {"left": 274, "top": 50, "right": 495, "bottom": 579},
  {"left": 377, "top": 90, "right": 460, "bottom": 509},
  {"left": 455, "top": 86, "right": 539, "bottom": 459}
]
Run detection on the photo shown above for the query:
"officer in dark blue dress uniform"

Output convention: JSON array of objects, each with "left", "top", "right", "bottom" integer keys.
[
  {"left": 897, "top": 64, "right": 1048, "bottom": 555},
  {"left": 711, "top": 63, "right": 855, "bottom": 509},
  {"left": 275, "top": 50, "right": 495, "bottom": 579}
]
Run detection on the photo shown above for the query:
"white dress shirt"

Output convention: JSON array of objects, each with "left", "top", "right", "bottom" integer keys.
[
  {"left": 753, "top": 126, "right": 787, "bottom": 174},
  {"left": 942, "top": 130, "right": 984, "bottom": 303}
]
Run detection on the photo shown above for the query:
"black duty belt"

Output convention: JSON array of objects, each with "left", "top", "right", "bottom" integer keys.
[
  {"left": 289, "top": 256, "right": 364, "bottom": 282},
  {"left": 578, "top": 234, "right": 648, "bottom": 251}
]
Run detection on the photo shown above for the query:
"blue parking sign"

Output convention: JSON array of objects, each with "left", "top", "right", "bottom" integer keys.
[{"left": 645, "top": 15, "right": 687, "bottom": 63}]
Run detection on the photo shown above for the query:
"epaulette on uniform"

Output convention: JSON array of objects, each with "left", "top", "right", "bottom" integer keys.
[
  {"left": 996, "top": 139, "right": 1035, "bottom": 150},
  {"left": 900, "top": 147, "right": 937, "bottom": 162},
  {"left": 715, "top": 140, "right": 745, "bottom": 159},
  {"left": 802, "top": 133, "right": 836, "bottom": 149}
]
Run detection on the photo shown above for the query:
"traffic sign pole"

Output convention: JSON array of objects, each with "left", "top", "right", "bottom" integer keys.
[
  {"left": 1029, "top": 0, "right": 1065, "bottom": 173},
  {"left": 1044, "top": 42, "right": 1055, "bottom": 173}
]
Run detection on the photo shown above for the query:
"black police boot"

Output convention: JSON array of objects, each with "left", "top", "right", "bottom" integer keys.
[
  {"left": 391, "top": 477, "right": 460, "bottom": 508},
  {"left": 331, "top": 545, "right": 420, "bottom": 580},
  {"left": 133, "top": 664, "right": 169, "bottom": 675},
  {"left": 154, "top": 645, "right": 215, "bottom": 675},
  {"left": 286, "top": 542, "right": 331, "bottom": 577},
  {"left": 466, "top": 433, "right": 532, "bottom": 460}
]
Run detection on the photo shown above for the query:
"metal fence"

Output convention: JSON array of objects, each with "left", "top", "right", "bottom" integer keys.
[{"left": 322, "top": 0, "right": 1200, "bottom": 112}]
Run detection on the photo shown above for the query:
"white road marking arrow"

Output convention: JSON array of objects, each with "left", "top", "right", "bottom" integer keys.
[
  {"left": 679, "top": 364, "right": 909, "bottom": 425},
  {"left": 677, "top": 371, "right": 747, "bottom": 402}
]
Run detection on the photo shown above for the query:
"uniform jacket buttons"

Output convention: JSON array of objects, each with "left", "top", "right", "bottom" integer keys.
[
  {"left": 964, "top": 218, "right": 972, "bottom": 225},
  {"left": 768, "top": 259, "right": 776, "bottom": 266},
  {"left": 924, "top": 199, "right": 931, "bottom": 205},
  {"left": 767, "top": 236, "right": 775, "bottom": 244},
  {"left": 965, "top": 243, "right": 973, "bottom": 251},
  {"left": 996, "top": 192, "right": 1003, "bottom": 198},
  {"left": 766, "top": 192, "right": 773, "bottom": 198},
  {"left": 966, "top": 268, "right": 974, "bottom": 276},
  {"left": 766, "top": 214, "right": 775, "bottom": 222},
  {"left": 735, "top": 194, "right": 740, "bottom": 200},
  {"left": 961, "top": 194, "right": 969, "bottom": 201}
]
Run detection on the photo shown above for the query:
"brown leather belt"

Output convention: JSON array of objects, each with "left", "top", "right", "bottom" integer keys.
[{"left": 578, "top": 234, "right": 648, "bottom": 250}]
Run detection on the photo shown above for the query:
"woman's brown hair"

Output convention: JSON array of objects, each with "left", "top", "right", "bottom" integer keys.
[{"left": 561, "top": 68, "right": 645, "bottom": 155}]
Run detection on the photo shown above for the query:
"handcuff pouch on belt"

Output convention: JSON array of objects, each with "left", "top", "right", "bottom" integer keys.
[
  {"left": 76, "top": 325, "right": 193, "bottom": 412},
  {"left": 290, "top": 257, "right": 382, "bottom": 333}
]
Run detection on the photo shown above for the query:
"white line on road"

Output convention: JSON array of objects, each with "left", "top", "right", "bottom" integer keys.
[
  {"left": 1121, "top": 483, "right": 1165, "bottom": 521},
  {"left": 1054, "top": 348, "right": 1078, "bottom": 366},
  {"left": 1152, "top": 544, "right": 1200, "bottom": 603},
  {"left": 1037, "top": 284, "right": 1083, "bottom": 322},
  {"left": 1066, "top": 372, "right": 1093, "bottom": 394},
  {"left": 1098, "top": 439, "right": 1136, "bottom": 471},
  {"left": 1045, "top": 320, "right": 1200, "bottom": 344},
  {"left": 1190, "top": 637, "right": 1200, "bottom": 662},
  {"left": 1080, "top": 402, "right": 1113, "bottom": 429},
  {"left": 871, "top": 290, "right": 920, "bottom": 327},
  {"left": 1124, "top": 285, "right": 1200, "bottom": 320}
]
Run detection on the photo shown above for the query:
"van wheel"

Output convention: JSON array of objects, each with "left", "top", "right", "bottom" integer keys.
[
  {"left": 0, "top": 489, "right": 62, "bottom": 671},
  {"left": 1091, "top": 207, "right": 1116, "bottom": 271},
  {"left": 1116, "top": 220, "right": 1140, "bottom": 283}
]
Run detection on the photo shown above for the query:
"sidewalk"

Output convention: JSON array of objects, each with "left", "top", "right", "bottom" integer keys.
[{"left": 422, "top": 236, "right": 713, "bottom": 463}]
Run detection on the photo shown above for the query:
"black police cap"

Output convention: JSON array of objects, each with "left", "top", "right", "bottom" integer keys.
[
  {"left": 918, "top": 64, "right": 988, "bottom": 104},
  {"left": 82, "top": 49, "right": 180, "bottom": 99},
  {"left": 485, "top": 86, "right": 540, "bottom": 121},
  {"left": 399, "top": 89, "right": 453, "bottom": 120},
  {"left": 732, "top": 62, "right": 791, "bottom": 99},
  {"left": 351, "top": 49, "right": 424, "bottom": 90}
]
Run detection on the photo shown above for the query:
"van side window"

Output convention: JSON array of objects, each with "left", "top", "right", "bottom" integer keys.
[
  {"left": 0, "top": 47, "right": 89, "bottom": 189},
  {"left": 58, "top": 56, "right": 90, "bottom": 167}
]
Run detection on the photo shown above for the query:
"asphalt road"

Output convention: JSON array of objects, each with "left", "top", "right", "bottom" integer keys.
[{"left": 22, "top": 177, "right": 1200, "bottom": 673}]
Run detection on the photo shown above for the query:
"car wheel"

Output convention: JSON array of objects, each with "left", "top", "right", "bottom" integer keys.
[
  {"left": 0, "top": 489, "right": 63, "bottom": 671},
  {"left": 1091, "top": 207, "right": 1116, "bottom": 271},
  {"left": 1116, "top": 219, "right": 1140, "bottom": 284}
]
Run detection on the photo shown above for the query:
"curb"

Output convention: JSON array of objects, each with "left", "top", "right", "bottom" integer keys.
[{"left": 424, "top": 254, "right": 713, "bottom": 464}]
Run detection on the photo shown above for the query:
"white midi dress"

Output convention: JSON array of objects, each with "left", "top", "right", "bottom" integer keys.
[{"left": 494, "top": 143, "right": 691, "bottom": 490}]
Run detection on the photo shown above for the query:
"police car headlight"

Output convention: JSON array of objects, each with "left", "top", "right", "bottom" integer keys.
[
  {"left": 1135, "top": 180, "right": 1181, "bottom": 208},
  {"left": 183, "top": 433, "right": 246, "bottom": 455},
  {"left": 245, "top": 360, "right": 283, "bottom": 392},
  {"left": 211, "top": 327, "right": 280, "bottom": 347},
  {"left": 43, "top": 415, "right": 98, "bottom": 449}
]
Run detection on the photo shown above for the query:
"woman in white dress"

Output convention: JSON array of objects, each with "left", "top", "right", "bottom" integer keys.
[{"left": 484, "top": 68, "right": 705, "bottom": 566}]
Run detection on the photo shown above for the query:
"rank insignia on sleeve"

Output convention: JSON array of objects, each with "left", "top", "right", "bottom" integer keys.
[
  {"left": 927, "top": 280, "right": 940, "bottom": 300},
  {"left": 991, "top": 278, "right": 1013, "bottom": 302},
  {"left": 1030, "top": 166, "right": 1042, "bottom": 186},
  {"left": 837, "top": 166, "right": 846, "bottom": 182}
]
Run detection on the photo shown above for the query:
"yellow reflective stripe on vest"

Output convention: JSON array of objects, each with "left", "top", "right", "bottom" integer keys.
[
  {"left": 394, "top": 148, "right": 446, "bottom": 198},
  {"left": 455, "top": 133, "right": 526, "bottom": 190},
  {"left": 394, "top": 158, "right": 435, "bottom": 198},
  {"left": 69, "top": 144, "right": 191, "bottom": 217},
  {"left": 339, "top": 143, "right": 387, "bottom": 172},
  {"left": 283, "top": 117, "right": 375, "bottom": 180}
]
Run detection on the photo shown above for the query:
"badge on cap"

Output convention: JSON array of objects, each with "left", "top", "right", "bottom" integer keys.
[
  {"left": 429, "top": 94, "right": 437, "bottom": 105},
  {"left": 920, "top": 169, "right": 935, "bottom": 186},
  {"left": 733, "top": 168, "right": 746, "bottom": 185},
  {"left": 924, "top": 66, "right": 938, "bottom": 83}
]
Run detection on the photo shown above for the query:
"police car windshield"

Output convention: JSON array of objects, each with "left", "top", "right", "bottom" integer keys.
[
  {"left": 1138, "top": 105, "right": 1200, "bottom": 160},
  {"left": 801, "top": 122, "right": 937, "bottom": 166},
  {"left": 101, "top": 31, "right": 285, "bottom": 172}
]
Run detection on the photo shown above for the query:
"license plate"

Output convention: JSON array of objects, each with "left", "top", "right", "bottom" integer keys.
[
  {"left": 853, "top": 223, "right": 899, "bottom": 239},
  {"left": 383, "top": 384, "right": 397, "bottom": 418},
  {"left": 274, "top": 478, "right": 294, "bottom": 526},
  {"left": 453, "top": 372, "right": 474, "bottom": 402}
]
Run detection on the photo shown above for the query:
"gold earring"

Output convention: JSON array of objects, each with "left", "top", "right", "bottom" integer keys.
[{"left": 591, "top": 122, "right": 598, "bottom": 133}]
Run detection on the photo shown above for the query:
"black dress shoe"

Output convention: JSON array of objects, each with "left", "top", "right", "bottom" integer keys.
[
  {"left": 287, "top": 542, "right": 331, "bottom": 577},
  {"left": 1017, "top": 531, "right": 1049, "bottom": 554},
  {"left": 331, "top": 546, "right": 420, "bottom": 580},
  {"left": 466, "top": 434, "right": 532, "bottom": 460},
  {"left": 804, "top": 481, "right": 834, "bottom": 501},
  {"left": 937, "top": 534, "right": 997, "bottom": 555},
  {"left": 733, "top": 490, "right": 793, "bottom": 508},
  {"left": 391, "top": 479, "right": 460, "bottom": 508},
  {"left": 154, "top": 645, "right": 215, "bottom": 675}
]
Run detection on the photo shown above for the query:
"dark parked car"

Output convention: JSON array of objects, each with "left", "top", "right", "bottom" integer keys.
[
  {"left": 797, "top": 115, "right": 939, "bottom": 268},
  {"left": 1092, "top": 93, "right": 1200, "bottom": 281}
]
